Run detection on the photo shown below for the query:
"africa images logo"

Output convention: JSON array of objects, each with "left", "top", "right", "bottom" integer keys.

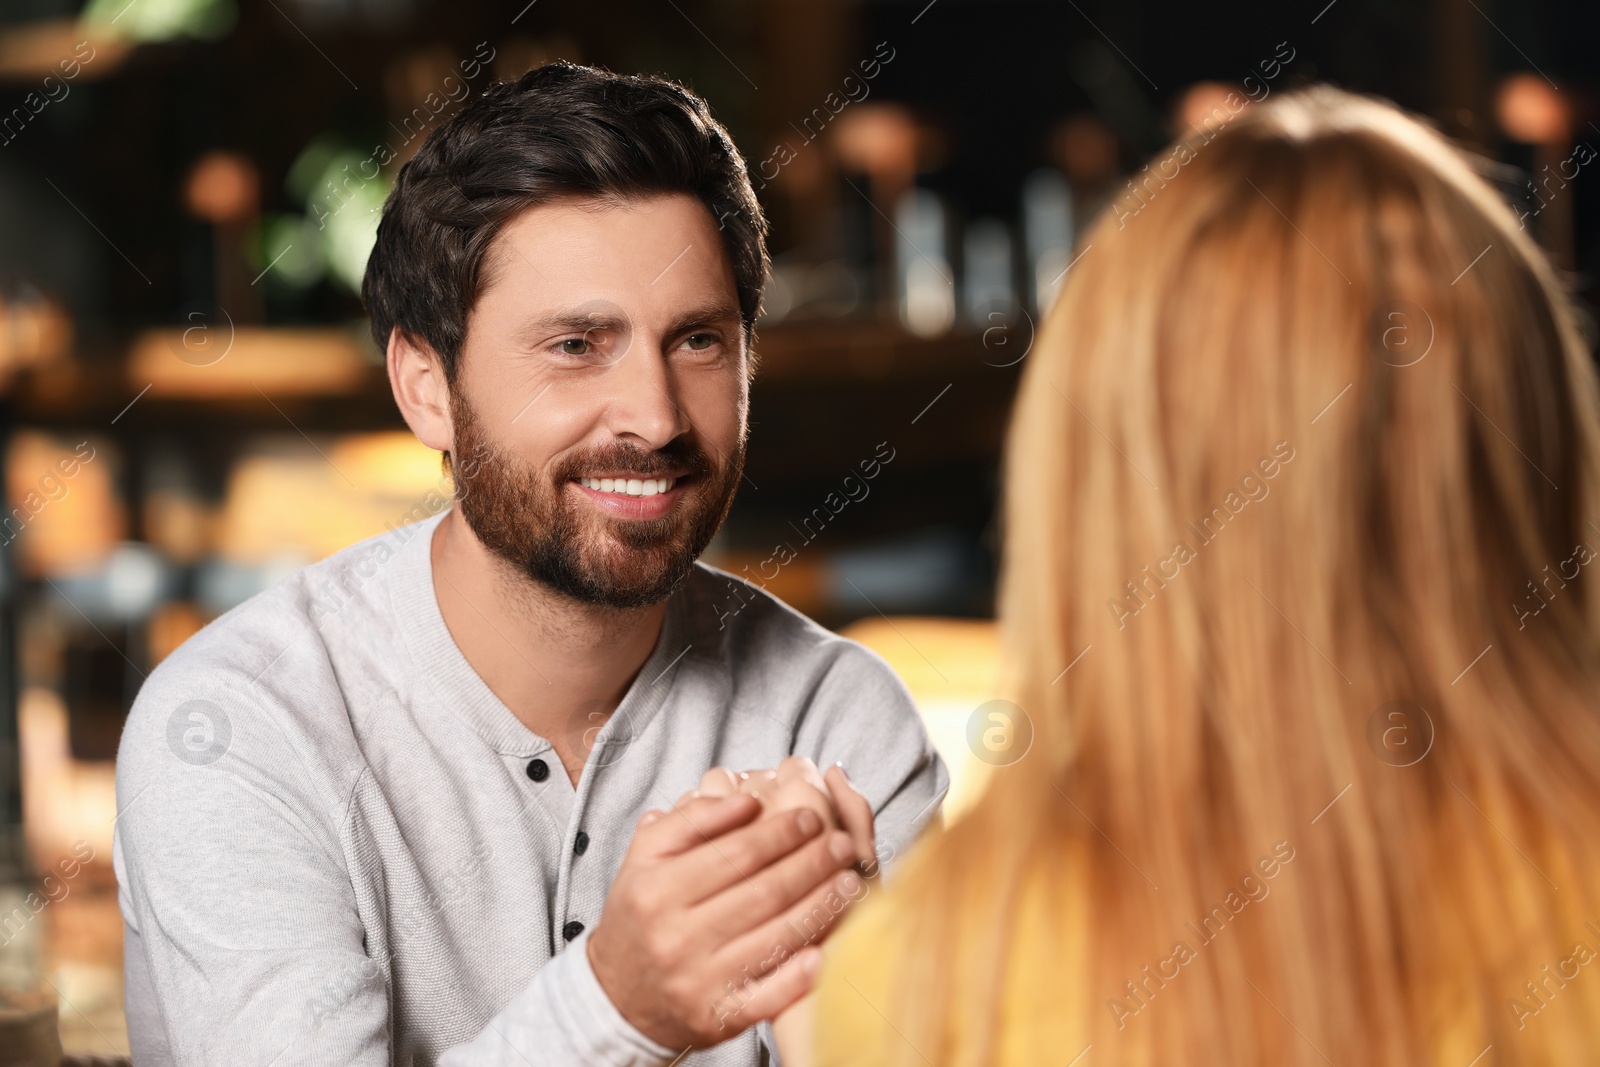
[{"left": 166, "top": 699, "right": 232, "bottom": 766}]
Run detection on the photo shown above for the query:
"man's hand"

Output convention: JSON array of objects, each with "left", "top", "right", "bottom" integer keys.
[
  {"left": 693, "top": 758, "right": 879, "bottom": 1067},
  {"left": 586, "top": 789, "right": 863, "bottom": 1049}
]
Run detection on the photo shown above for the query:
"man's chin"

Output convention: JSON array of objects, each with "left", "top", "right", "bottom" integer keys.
[
  {"left": 523, "top": 543, "right": 698, "bottom": 609},
  {"left": 458, "top": 464, "right": 737, "bottom": 609},
  {"left": 538, "top": 572, "right": 689, "bottom": 609}
]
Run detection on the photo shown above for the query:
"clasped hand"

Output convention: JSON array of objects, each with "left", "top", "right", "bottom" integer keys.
[{"left": 586, "top": 757, "right": 877, "bottom": 1049}]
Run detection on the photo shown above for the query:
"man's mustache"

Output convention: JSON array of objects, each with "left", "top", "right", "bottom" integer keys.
[{"left": 551, "top": 440, "right": 715, "bottom": 482}]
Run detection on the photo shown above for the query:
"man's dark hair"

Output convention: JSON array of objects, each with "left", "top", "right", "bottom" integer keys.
[{"left": 362, "top": 61, "right": 769, "bottom": 383}]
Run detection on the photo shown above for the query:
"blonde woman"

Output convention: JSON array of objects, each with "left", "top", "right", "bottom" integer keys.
[{"left": 798, "top": 86, "right": 1600, "bottom": 1065}]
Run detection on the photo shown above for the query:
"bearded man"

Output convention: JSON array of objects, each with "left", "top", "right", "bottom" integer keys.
[{"left": 113, "top": 62, "right": 946, "bottom": 1067}]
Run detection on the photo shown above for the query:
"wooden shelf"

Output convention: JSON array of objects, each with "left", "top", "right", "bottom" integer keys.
[{"left": 5, "top": 322, "right": 1026, "bottom": 467}]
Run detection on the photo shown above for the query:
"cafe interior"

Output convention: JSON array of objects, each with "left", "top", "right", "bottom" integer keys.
[{"left": 0, "top": 0, "right": 1596, "bottom": 1057}]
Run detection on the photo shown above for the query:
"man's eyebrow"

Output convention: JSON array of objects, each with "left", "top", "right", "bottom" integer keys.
[
  {"left": 513, "top": 302, "right": 743, "bottom": 345},
  {"left": 663, "top": 303, "right": 743, "bottom": 338},
  {"left": 515, "top": 308, "right": 631, "bottom": 342}
]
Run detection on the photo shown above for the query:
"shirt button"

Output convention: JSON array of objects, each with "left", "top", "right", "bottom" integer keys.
[
  {"left": 574, "top": 831, "right": 590, "bottom": 856},
  {"left": 526, "top": 759, "right": 549, "bottom": 782},
  {"left": 562, "top": 920, "right": 585, "bottom": 941}
]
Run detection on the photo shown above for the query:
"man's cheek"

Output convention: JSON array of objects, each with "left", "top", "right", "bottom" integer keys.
[
  {"left": 503, "top": 404, "right": 596, "bottom": 473},
  {"left": 677, "top": 375, "right": 747, "bottom": 465}
]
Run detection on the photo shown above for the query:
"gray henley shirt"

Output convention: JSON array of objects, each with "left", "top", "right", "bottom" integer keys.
[{"left": 112, "top": 508, "right": 948, "bottom": 1066}]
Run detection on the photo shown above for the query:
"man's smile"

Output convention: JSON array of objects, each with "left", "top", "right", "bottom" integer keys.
[{"left": 569, "top": 473, "right": 690, "bottom": 519}]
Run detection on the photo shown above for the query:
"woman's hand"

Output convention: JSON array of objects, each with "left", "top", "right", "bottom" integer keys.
[{"left": 692, "top": 756, "right": 877, "bottom": 874}]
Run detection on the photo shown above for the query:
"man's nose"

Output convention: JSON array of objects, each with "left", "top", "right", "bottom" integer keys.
[{"left": 605, "top": 342, "right": 689, "bottom": 450}]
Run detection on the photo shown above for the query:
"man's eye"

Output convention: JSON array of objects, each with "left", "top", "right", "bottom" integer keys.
[
  {"left": 558, "top": 338, "right": 591, "bottom": 356},
  {"left": 684, "top": 334, "right": 717, "bottom": 351}
]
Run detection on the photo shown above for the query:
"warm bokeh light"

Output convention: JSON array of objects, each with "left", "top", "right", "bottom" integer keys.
[
  {"left": 0, "top": 288, "right": 72, "bottom": 381},
  {"left": 5, "top": 433, "right": 124, "bottom": 578},
  {"left": 839, "top": 617, "right": 998, "bottom": 819},
  {"left": 1051, "top": 112, "right": 1121, "bottom": 186},
  {"left": 1495, "top": 73, "right": 1570, "bottom": 144},
  {"left": 833, "top": 103, "right": 918, "bottom": 179},
  {"left": 19, "top": 688, "right": 116, "bottom": 872},
  {"left": 129, "top": 326, "right": 374, "bottom": 397},
  {"left": 183, "top": 150, "right": 259, "bottom": 223},
  {"left": 214, "top": 431, "right": 448, "bottom": 564}
]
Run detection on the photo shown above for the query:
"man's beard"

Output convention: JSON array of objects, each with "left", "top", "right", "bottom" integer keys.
[{"left": 448, "top": 389, "right": 744, "bottom": 608}]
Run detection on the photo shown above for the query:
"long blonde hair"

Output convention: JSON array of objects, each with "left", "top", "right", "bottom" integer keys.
[{"left": 885, "top": 87, "right": 1600, "bottom": 1064}]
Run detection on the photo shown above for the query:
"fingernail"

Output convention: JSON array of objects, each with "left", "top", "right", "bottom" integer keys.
[
  {"left": 796, "top": 809, "right": 822, "bottom": 836},
  {"left": 828, "top": 832, "right": 854, "bottom": 863},
  {"left": 800, "top": 948, "right": 823, "bottom": 977}
]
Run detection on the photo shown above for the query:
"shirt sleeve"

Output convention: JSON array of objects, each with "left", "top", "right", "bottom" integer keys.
[
  {"left": 435, "top": 926, "right": 678, "bottom": 1066},
  {"left": 115, "top": 675, "right": 678, "bottom": 1067},
  {"left": 116, "top": 682, "right": 386, "bottom": 1065},
  {"left": 793, "top": 638, "right": 950, "bottom": 875}
]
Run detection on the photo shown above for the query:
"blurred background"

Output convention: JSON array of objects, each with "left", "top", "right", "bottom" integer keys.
[{"left": 0, "top": 0, "right": 1595, "bottom": 1056}]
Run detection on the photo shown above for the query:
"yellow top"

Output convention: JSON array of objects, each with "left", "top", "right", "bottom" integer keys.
[
  {"left": 812, "top": 852, "right": 1094, "bottom": 1067},
  {"left": 810, "top": 848, "right": 1521, "bottom": 1067}
]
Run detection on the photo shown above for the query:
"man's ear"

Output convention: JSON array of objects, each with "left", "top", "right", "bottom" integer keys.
[{"left": 387, "top": 327, "right": 454, "bottom": 454}]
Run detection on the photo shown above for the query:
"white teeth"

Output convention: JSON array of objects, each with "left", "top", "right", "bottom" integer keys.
[{"left": 578, "top": 476, "right": 677, "bottom": 496}]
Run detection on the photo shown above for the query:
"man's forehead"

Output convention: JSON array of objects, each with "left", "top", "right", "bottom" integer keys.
[{"left": 477, "top": 192, "right": 738, "bottom": 319}]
